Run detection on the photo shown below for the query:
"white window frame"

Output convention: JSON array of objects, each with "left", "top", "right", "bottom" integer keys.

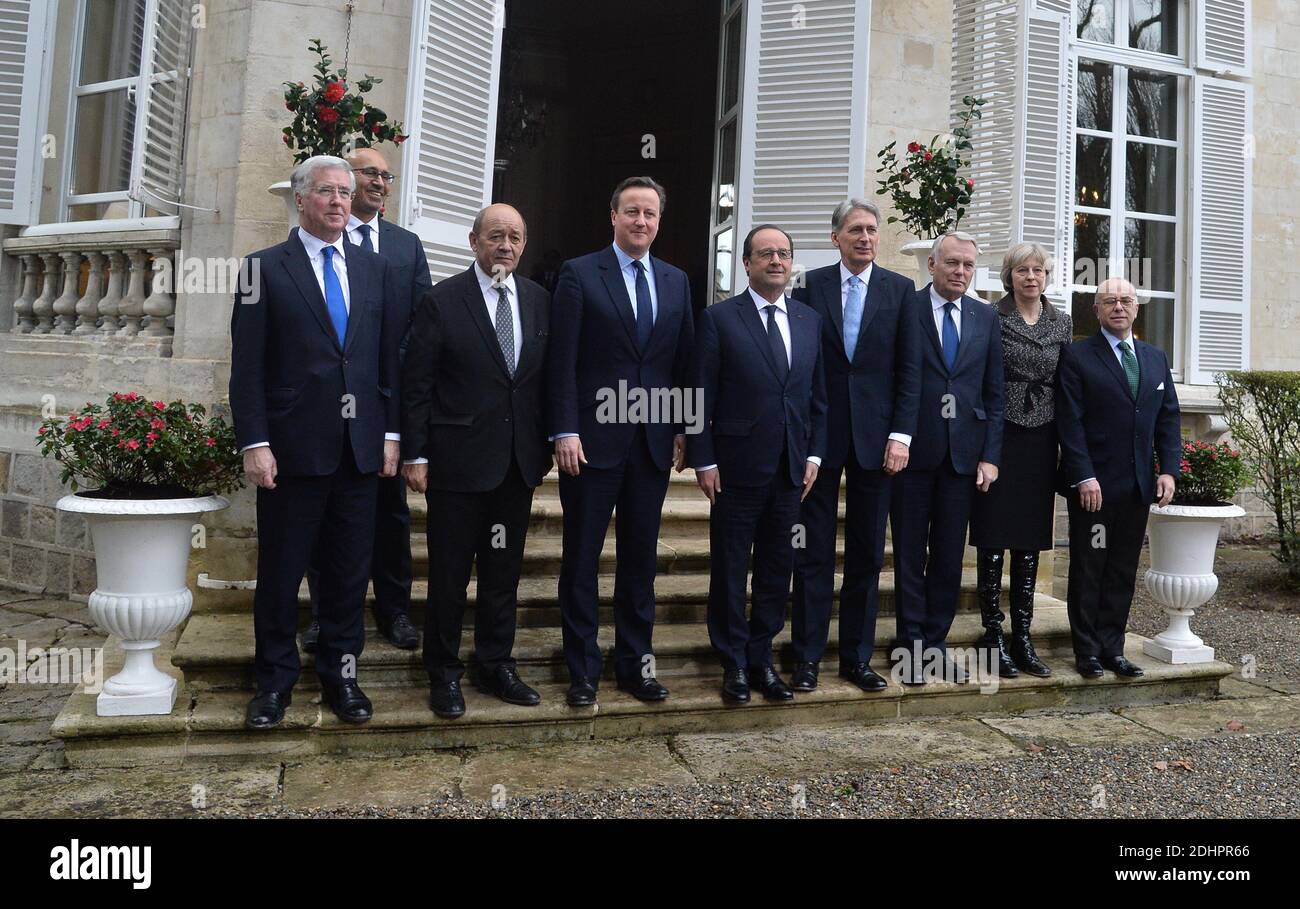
[{"left": 707, "top": 0, "right": 745, "bottom": 304}]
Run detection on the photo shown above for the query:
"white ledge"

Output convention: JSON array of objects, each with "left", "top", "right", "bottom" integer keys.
[
  {"left": 56, "top": 494, "right": 229, "bottom": 516},
  {"left": 19, "top": 216, "right": 181, "bottom": 237}
]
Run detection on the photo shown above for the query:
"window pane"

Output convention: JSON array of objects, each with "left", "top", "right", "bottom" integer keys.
[
  {"left": 1073, "top": 213, "right": 1111, "bottom": 285},
  {"left": 1071, "top": 291, "right": 1101, "bottom": 340},
  {"left": 1077, "top": 60, "right": 1113, "bottom": 131},
  {"left": 1071, "top": 290, "right": 1174, "bottom": 355},
  {"left": 713, "top": 228, "right": 735, "bottom": 304},
  {"left": 1077, "top": 0, "right": 1115, "bottom": 42},
  {"left": 68, "top": 201, "right": 134, "bottom": 222},
  {"left": 1127, "top": 69, "right": 1178, "bottom": 140},
  {"left": 79, "top": 0, "right": 147, "bottom": 85},
  {"left": 1125, "top": 141, "right": 1177, "bottom": 215},
  {"left": 71, "top": 90, "right": 137, "bottom": 196},
  {"left": 1125, "top": 218, "right": 1176, "bottom": 293},
  {"left": 721, "top": 12, "right": 742, "bottom": 113},
  {"left": 1128, "top": 0, "right": 1179, "bottom": 55},
  {"left": 1076, "top": 135, "right": 1111, "bottom": 208},
  {"left": 716, "top": 120, "right": 736, "bottom": 223}
]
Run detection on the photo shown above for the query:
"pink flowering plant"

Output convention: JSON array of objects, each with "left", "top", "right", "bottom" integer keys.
[
  {"left": 36, "top": 393, "right": 243, "bottom": 499},
  {"left": 1158, "top": 440, "right": 1250, "bottom": 506}
]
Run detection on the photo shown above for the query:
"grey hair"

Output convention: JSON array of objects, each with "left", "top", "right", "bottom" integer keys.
[
  {"left": 929, "top": 230, "right": 980, "bottom": 261},
  {"left": 999, "top": 242, "right": 1054, "bottom": 293},
  {"left": 290, "top": 155, "right": 355, "bottom": 196},
  {"left": 472, "top": 204, "right": 529, "bottom": 240},
  {"left": 830, "top": 199, "right": 883, "bottom": 233}
]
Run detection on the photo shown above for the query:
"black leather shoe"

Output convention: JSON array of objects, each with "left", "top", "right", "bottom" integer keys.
[
  {"left": 791, "top": 662, "right": 819, "bottom": 691},
  {"left": 840, "top": 661, "right": 888, "bottom": 692},
  {"left": 322, "top": 681, "right": 373, "bottom": 724},
  {"left": 429, "top": 680, "right": 466, "bottom": 718},
  {"left": 752, "top": 665, "right": 794, "bottom": 701},
  {"left": 618, "top": 677, "right": 670, "bottom": 701},
  {"left": 300, "top": 620, "right": 320, "bottom": 655},
  {"left": 1076, "top": 656, "right": 1105, "bottom": 679},
  {"left": 245, "top": 690, "right": 291, "bottom": 730},
  {"left": 379, "top": 613, "right": 419, "bottom": 650},
  {"left": 566, "top": 677, "right": 597, "bottom": 707},
  {"left": 721, "top": 668, "right": 750, "bottom": 703},
  {"left": 478, "top": 665, "right": 540, "bottom": 706},
  {"left": 1101, "top": 655, "right": 1145, "bottom": 678}
]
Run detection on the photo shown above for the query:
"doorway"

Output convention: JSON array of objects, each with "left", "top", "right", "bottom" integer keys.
[{"left": 492, "top": 0, "right": 720, "bottom": 311}]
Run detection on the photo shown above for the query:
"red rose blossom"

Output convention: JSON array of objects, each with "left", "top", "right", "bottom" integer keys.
[
  {"left": 323, "top": 81, "right": 346, "bottom": 103},
  {"left": 206, "top": 437, "right": 217, "bottom": 447},
  {"left": 126, "top": 439, "right": 140, "bottom": 450},
  {"left": 317, "top": 106, "right": 339, "bottom": 125},
  {"left": 924, "top": 151, "right": 933, "bottom": 162}
]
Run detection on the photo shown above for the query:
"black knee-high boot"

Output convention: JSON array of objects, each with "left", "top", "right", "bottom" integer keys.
[
  {"left": 976, "top": 549, "right": 1018, "bottom": 678},
  {"left": 1009, "top": 549, "right": 1051, "bottom": 677}
]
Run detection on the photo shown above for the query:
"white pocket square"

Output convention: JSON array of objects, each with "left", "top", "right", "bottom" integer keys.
[{"left": 1156, "top": 382, "right": 1165, "bottom": 390}]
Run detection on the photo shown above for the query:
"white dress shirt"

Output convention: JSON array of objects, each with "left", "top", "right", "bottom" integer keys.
[
  {"left": 929, "top": 284, "right": 962, "bottom": 340},
  {"left": 613, "top": 242, "right": 658, "bottom": 324},
  {"left": 842, "top": 262, "right": 912, "bottom": 449},
  {"left": 475, "top": 261, "right": 523, "bottom": 367},
  {"left": 346, "top": 213, "right": 381, "bottom": 254}
]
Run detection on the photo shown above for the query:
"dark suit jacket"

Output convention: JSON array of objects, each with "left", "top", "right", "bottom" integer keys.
[
  {"left": 400, "top": 266, "right": 552, "bottom": 492},
  {"left": 1056, "top": 331, "right": 1182, "bottom": 503},
  {"left": 547, "top": 245, "right": 695, "bottom": 471},
  {"left": 908, "top": 285, "right": 1005, "bottom": 475},
  {"left": 229, "top": 228, "right": 400, "bottom": 477},
  {"left": 375, "top": 216, "right": 433, "bottom": 355},
  {"left": 687, "top": 292, "right": 828, "bottom": 488},
  {"left": 791, "top": 262, "right": 919, "bottom": 470}
]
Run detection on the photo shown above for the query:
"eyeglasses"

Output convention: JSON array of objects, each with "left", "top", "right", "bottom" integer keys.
[
  {"left": 752, "top": 249, "right": 793, "bottom": 262},
  {"left": 353, "top": 167, "right": 396, "bottom": 184},
  {"left": 311, "top": 185, "right": 353, "bottom": 200},
  {"left": 1097, "top": 296, "right": 1138, "bottom": 308}
]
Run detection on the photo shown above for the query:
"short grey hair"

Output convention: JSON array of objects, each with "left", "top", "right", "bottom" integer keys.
[
  {"left": 830, "top": 199, "right": 883, "bottom": 233},
  {"left": 929, "top": 230, "right": 980, "bottom": 262},
  {"left": 290, "top": 155, "right": 355, "bottom": 196},
  {"left": 999, "top": 242, "right": 1054, "bottom": 293}
]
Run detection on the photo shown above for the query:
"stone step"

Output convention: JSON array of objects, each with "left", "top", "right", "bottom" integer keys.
[
  {"left": 177, "top": 598, "right": 1076, "bottom": 691},
  {"left": 52, "top": 637, "right": 1231, "bottom": 768}
]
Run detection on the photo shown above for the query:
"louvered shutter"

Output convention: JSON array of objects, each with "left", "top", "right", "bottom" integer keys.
[
  {"left": 401, "top": 0, "right": 504, "bottom": 281},
  {"left": 131, "top": 0, "right": 193, "bottom": 213},
  {"left": 0, "top": 0, "right": 53, "bottom": 225},
  {"left": 1196, "top": 0, "right": 1251, "bottom": 76},
  {"left": 1187, "top": 76, "right": 1251, "bottom": 384},
  {"left": 951, "top": 0, "right": 1071, "bottom": 297},
  {"left": 735, "top": 0, "right": 871, "bottom": 272}
]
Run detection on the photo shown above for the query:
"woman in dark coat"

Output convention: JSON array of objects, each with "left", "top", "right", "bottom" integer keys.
[{"left": 969, "top": 243, "right": 1072, "bottom": 677}]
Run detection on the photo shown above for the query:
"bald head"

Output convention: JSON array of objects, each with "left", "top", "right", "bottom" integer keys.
[
  {"left": 470, "top": 204, "right": 528, "bottom": 280},
  {"left": 346, "top": 147, "right": 392, "bottom": 218},
  {"left": 1094, "top": 276, "right": 1139, "bottom": 338}
]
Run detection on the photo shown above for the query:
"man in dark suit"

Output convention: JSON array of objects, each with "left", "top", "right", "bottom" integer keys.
[
  {"left": 1056, "top": 276, "right": 1180, "bottom": 679},
  {"left": 301, "top": 146, "right": 433, "bottom": 654},
  {"left": 401, "top": 204, "right": 550, "bottom": 718},
  {"left": 789, "top": 199, "right": 919, "bottom": 693},
  {"left": 548, "top": 177, "right": 695, "bottom": 707},
  {"left": 230, "top": 155, "right": 401, "bottom": 729},
  {"left": 690, "top": 225, "right": 827, "bottom": 702},
  {"left": 890, "top": 231, "right": 1004, "bottom": 685}
]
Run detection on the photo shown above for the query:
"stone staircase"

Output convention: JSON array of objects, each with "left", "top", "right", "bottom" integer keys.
[{"left": 51, "top": 470, "right": 1232, "bottom": 767}]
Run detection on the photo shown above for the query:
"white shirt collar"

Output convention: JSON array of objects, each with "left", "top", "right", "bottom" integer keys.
[
  {"left": 474, "top": 260, "right": 517, "bottom": 297},
  {"left": 839, "top": 261, "right": 873, "bottom": 287},
  {"left": 748, "top": 287, "right": 788, "bottom": 313},
  {"left": 1100, "top": 326, "right": 1133, "bottom": 350},
  {"left": 929, "top": 284, "right": 962, "bottom": 311},
  {"left": 298, "top": 228, "right": 346, "bottom": 261},
  {"left": 612, "top": 242, "right": 651, "bottom": 273},
  {"left": 347, "top": 213, "right": 380, "bottom": 233}
]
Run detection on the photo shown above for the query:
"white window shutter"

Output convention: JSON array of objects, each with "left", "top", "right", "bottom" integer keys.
[
  {"left": 0, "top": 0, "right": 54, "bottom": 225},
  {"left": 735, "top": 0, "right": 872, "bottom": 272},
  {"left": 131, "top": 0, "right": 193, "bottom": 213},
  {"left": 1188, "top": 76, "right": 1251, "bottom": 384},
  {"left": 1196, "top": 0, "right": 1251, "bottom": 76},
  {"left": 401, "top": 0, "right": 504, "bottom": 281},
  {"left": 951, "top": 0, "right": 1072, "bottom": 298}
]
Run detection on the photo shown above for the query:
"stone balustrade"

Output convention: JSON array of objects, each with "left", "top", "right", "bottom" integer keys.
[{"left": 5, "top": 227, "right": 180, "bottom": 341}]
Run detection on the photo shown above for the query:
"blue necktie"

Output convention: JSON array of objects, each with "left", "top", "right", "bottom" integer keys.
[
  {"left": 321, "top": 246, "right": 348, "bottom": 347},
  {"left": 632, "top": 259, "right": 653, "bottom": 353},
  {"left": 357, "top": 223, "right": 375, "bottom": 253},
  {"left": 764, "top": 304, "right": 789, "bottom": 383},
  {"left": 942, "top": 301, "right": 959, "bottom": 370},
  {"left": 843, "top": 275, "right": 864, "bottom": 361}
]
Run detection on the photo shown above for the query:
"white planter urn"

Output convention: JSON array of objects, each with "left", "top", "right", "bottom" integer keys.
[
  {"left": 899, "top": 238, "right": 934, "bottom": 286},
  {"left": 1142, "top": 502, "right": 1244, "bottom": 664},
  {"left": 56, "top": 494, "right": 229, "bottom": 715},
  {"left": 268, "top": 180, "right": 299, "bottom": 229}
]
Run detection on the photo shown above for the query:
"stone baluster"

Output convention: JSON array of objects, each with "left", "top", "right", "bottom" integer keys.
[
  {"left": 142, "top": 248, "right": 175, "bottom": 337},
  {"left": 73, "top": 251, "right": 105, "bottom": 335},
  {"left": 51, "top": 251, "right": 82, "bottom": 334},
  {"left": 10, "top": 254, "right": 39, "bottom": 334},
  {"left": 30, "top": 252, "right": 59, "bottom": 334},
  {"left": 98, "top": 250, "right": 124, "bottom": 334},
  {"left": 116, "top": 249, "right": 149, "bottom": 337}
]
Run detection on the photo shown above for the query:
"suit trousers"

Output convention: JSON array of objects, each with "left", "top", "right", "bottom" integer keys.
[
  {"left": 707, "top": 455, "right": 802, "bottom": 673},
  {"left": 558, "top": 426, "right": 670, "bottom": 683},
  {"left": 890, "top": 452, "right": 973, "bottom": 653},
  {"left": 423, "top": 459, "right": 534, "bottom": 685},
  {"left": 1065, "top": 480, "right": 1149, "bottom": 659},
  {"left": 791, "top": 441, "right": 892, "bottom": 667},
  {"left": 253, "top": 437, "right": 376, "bottom": 693},
  {"left": 305, "top": 472, "right": 413, "bottom": 626}
]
